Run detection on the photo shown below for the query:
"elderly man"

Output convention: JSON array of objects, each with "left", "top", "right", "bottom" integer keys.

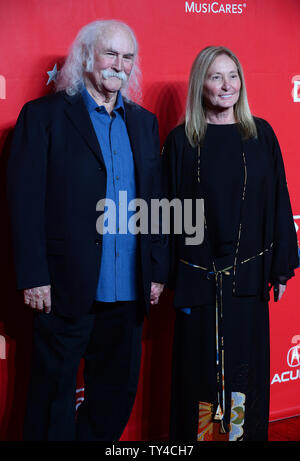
[{"left": 7, "top": 20, "right": 167, "bottom": 441}]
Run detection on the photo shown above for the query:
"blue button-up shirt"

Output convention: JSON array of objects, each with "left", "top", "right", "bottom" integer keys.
[{"left": 82, "top": 88, "right": 138, "bottom": 302}]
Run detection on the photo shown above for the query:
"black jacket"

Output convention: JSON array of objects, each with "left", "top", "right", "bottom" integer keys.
[
  {"left": 7, "top": 91, "right": 168, "bottom": 318},
  {"left": 162, "top": 118, "right": 299, "bottom": 307}
]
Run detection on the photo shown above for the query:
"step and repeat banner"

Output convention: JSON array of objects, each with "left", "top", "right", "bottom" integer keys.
[{"left": 0, "top": 0, "right": 299, "bottom": 440}]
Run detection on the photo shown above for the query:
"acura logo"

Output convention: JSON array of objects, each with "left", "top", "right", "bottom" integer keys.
[
  {"left": 271, "top": 337, "right": 300, "bottom": 385},
  {"left": 287, "top": 344, "right": 300, "bottom": 368}
]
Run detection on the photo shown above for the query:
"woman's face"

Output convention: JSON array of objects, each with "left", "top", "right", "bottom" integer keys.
[{"left": 202, "top": 54, "right": 241, "bottom": 112}]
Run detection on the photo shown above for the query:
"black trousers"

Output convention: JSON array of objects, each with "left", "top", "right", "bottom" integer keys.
[{"left": 23, "top": 301, "right": 143, "bottom": 441}]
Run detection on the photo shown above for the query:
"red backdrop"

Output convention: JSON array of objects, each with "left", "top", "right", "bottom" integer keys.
[{"left": 0, "top": 0, "right": 299, "bottom": 441}]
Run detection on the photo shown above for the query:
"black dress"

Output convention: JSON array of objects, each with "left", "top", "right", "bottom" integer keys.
[{"left": 163, "top": 121, "right": 299, "bottom": 441}]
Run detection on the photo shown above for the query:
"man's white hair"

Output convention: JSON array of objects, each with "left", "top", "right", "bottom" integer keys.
[{"left": 55, "top": 19, "right": 142, "bottom": 103}]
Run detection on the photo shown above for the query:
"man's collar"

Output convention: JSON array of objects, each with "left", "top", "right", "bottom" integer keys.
[{"left": 81, "top": 87, "right": 125, "bottom": 119}]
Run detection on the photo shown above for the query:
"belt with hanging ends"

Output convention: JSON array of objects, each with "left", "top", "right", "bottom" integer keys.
[{"left": 179, "top": 146, "right": 273, "bottom": 433}]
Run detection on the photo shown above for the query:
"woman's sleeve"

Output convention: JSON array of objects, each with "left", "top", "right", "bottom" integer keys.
[{"left": 269, "top": 124, "right": 299, "bottom": 284}]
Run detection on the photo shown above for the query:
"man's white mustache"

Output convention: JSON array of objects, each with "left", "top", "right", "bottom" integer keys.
[{"left": 102, "top": 70, "right": 127, "bottom": 82}]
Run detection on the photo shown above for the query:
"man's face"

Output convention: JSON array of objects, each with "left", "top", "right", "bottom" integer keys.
[{"left": 88, "top": 26, "right": 135, "bottom": 97}]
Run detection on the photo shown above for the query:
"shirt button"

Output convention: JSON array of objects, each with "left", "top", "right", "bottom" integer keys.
[
  {"left": 116, "top": 176, "right": 119, "bottom": 180},
  {"left": 113, "top": 150, "right": 117, "bottom": 155}
]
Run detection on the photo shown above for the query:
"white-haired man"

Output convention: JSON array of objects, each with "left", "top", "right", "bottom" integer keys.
[{"left": 7, "top": 20, "right": 167, "bottom": 441}]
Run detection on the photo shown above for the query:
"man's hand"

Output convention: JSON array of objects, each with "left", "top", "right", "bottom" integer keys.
[
  {"left": 24, "top": 285, "right": 51, "bottom": 313},
  {"left": 150, "top": 282, "right": 164, "bottom": 305}
]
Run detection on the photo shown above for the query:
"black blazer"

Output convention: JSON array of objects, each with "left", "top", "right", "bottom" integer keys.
[
  {"left": 7, "top": 91, "right": 168, "bottom": 318},
  {"left": 162, "top": 118, "right": 299, "bottom": 307}
]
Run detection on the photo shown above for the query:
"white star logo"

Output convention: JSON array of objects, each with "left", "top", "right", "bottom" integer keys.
[{"left": 46, "top": 64, "right": 58, "bottom": 85}]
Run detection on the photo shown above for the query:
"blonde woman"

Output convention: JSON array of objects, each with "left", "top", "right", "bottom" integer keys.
[{"left": 163, "top": 46, "right": 298, "bottom": 441}]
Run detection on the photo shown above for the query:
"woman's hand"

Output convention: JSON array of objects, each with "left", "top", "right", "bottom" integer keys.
[{"left": 274, "top": 283, "right": 286, "bottom": 302}]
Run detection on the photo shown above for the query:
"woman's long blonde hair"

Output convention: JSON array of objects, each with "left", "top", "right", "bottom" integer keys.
[{"left": 185, "top": 46, "right": 257, "bottom": 146}]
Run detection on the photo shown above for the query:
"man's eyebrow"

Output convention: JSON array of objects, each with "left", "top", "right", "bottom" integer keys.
[
  {"left": 103, "top": 48, "right": 117, "bottom": 54},
  {"left": 104, "top": 48, "right": 135, "bottom": 57}
]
